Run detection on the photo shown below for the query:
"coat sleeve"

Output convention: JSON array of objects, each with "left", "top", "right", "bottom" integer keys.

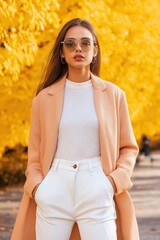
[
  {"left": 23, "top": 96, "right": 44, "bottom": 198},
  {"left": 109, "top": 90, "right": 139, "bottom": 195}
]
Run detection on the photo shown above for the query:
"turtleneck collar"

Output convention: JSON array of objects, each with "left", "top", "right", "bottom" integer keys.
[{"left": 66, "top": 79, "right": 92, "bottom": 89}]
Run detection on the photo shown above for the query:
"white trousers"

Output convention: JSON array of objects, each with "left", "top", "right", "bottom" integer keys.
[{"left": 35, "top": 156, "right": 117, "bottom": 240}]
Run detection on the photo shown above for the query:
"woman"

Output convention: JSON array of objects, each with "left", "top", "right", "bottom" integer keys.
[{"left": 11, "top": 18, "right": 139, "bottom": 240}]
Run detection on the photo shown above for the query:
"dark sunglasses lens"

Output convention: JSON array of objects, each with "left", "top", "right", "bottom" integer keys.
[
  {"left": 81, "top": 39, "right": 92, "bottom": 46},
  {"left": 64, "top": 39, "right": 76, "bottom": 49},
  {"left": 81, "top": 39, "right": 92, "bottom": 51}
]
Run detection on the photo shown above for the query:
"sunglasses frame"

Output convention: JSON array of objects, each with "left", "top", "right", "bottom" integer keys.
[{"left": 61, "top": 38, "right": 96, "bottom": 52}]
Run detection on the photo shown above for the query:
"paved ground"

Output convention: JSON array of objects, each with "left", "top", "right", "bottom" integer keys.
[
  {"left": 130, "top": 151, "right": 160, "bottom": 240},
  {"left": 0, "top": 151, "right": 160, "bottom": 240}
]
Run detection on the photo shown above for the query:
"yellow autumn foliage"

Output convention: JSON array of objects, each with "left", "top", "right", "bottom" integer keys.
[{"left": 0, "top": 0, "right": 160, "bottom": 156}]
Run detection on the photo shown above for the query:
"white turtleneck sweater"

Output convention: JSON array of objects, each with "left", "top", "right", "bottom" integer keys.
[{"left": 54, "top": 79, "right": 100, "bottom": 161}]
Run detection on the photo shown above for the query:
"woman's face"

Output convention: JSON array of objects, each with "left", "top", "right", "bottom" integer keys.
[{"left": 61, "top": 26, "right": 97, "bottom": 70}]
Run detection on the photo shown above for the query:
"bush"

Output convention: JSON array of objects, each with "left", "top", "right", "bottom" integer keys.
[{"left": 0, "top": 144, "right": 27, "bottom": 187}]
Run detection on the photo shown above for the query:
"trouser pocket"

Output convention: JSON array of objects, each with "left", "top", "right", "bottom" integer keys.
[
  {"left": 34, "top": 168, "right": 55, "bottom": 204},
  {"left": 97, "top": 167, "right": 114, "bottom": 196}
]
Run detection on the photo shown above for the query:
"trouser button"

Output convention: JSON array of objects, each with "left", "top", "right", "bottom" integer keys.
[{"left": 72, "top": 164, "right": 77, "bottom": 169}]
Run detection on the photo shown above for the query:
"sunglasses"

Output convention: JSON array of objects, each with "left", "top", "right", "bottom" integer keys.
[{"left": 61, "top": 38, "right": 95, "bottom": 52}]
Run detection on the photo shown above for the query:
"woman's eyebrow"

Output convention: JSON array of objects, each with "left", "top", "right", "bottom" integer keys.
[
  {"left": 81, "top": 37, "right": 92, "bottom": 40},
  {"left": 64, "top": 38, "right": 76, "bottom": 40},
  {"left": 65, "top": 37, "right": 92, "bottom": 40}
]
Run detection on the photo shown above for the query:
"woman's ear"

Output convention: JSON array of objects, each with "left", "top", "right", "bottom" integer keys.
[
  {"left": 60, "top": 49, "right": 64, "bottom": 58},
  {"left": 93, "top": 45, "right": 98, "bottom": 57}
]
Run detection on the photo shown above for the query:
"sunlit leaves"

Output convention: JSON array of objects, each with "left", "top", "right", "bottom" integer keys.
[
  {"left": 0, "top": 0, "right": 160, "bottom": 155},
  {"left": 0, "top": 0, "right": 60, "bottom": 155}
]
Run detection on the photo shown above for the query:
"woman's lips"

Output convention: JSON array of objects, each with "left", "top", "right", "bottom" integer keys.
[{"left": 74, "top": 55, "right": 84, "bottom": 61}]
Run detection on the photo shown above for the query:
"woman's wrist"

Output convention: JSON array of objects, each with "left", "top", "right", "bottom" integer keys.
[{"left": 107, "top": 175, "right": 116, "bottom": 193}]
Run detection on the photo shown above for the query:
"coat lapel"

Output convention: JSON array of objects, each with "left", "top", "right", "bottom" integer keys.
[
  {"left": 42, "top": 76, "right": 66, "bottom": 175},
  {"left": 91, "top": 74, "right": 112, "bottom": 169},
  {"left": 92, "top": 75, "right": 119, "bottom": 171}
]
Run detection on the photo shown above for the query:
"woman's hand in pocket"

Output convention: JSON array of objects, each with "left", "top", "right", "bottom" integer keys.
[
  {"left": 32, "top": 183, "right": 41, "bottom": 199},
  {"left": 107, "top": 175, "right": 116, "bottom": 193}
]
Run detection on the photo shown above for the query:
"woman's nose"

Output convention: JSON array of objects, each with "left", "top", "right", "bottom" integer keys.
[{"left": 75, "top": 41, "right": 82, "bottom": 52}]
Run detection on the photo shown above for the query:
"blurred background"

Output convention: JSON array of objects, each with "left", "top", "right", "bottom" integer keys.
[
  {"left": 0, "top": 0, "right": 160, "bottom": 239},
  {"left": 0, "top": 0, "right": 160, "bottom": 186}
]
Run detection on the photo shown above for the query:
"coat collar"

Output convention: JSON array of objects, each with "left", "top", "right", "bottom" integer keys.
[{"left": 47, "top": 73, "right": 107, "bottom": 95}]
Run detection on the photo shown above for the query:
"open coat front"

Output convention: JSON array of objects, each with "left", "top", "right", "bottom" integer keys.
[{"left": 11, "top": 74, "right": 139, "bottom": 240}]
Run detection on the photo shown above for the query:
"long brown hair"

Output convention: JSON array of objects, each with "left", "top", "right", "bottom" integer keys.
[{"left": 36, "top": 18, "right": 101, "bottom": 95}]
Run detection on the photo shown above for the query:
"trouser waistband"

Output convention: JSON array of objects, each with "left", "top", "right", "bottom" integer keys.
[{"left": 52, "top": 156, "right": 101, "bottom": 172}]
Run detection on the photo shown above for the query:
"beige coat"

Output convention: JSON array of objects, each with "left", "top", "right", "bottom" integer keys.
[{"left": 11, "top": 73, "right": 139, "bottom": 240}]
